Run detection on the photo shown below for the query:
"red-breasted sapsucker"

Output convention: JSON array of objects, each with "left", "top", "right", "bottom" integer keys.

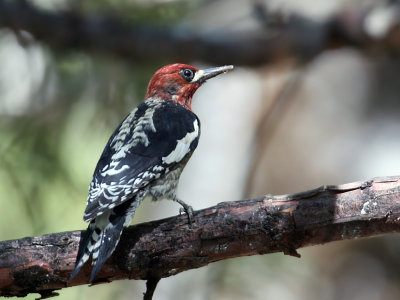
[{"left": 69, "top": 63, "right": 234, "bottom": 282}]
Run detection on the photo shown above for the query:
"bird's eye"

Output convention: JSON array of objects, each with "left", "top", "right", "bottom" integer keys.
[{"left": 180, "top": 68, "right": 195, "bottom": 82}]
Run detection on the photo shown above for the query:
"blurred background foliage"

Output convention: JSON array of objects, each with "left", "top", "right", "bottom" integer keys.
[{"left": 1, "top": 0, "right": 400, "bottom": 299}]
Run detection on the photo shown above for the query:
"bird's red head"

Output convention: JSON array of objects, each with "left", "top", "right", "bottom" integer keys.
[{"left": 145, "top": 63, "right": 234, "bottom": 111}]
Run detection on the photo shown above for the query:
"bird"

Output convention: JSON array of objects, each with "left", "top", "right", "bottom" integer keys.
[{"left": 69, "top": 63, "right": 234, "bottom": 282}]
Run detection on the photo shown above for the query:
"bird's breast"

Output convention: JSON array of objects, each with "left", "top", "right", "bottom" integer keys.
[{"left": 147, "top": 160, "right": 188, "bottom": 201}]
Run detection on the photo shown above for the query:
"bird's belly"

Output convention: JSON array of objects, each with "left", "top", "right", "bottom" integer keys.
[{"left": 148, "top": 166, "right": 184, "bottom": 201}]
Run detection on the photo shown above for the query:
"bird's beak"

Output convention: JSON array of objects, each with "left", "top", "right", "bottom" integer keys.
[{"left": 194, "top": 65, "right": 234, "bottom": 84}]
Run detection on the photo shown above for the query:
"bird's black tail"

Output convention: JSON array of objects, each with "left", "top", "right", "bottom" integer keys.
[
  {"left": 89, "top": 215, "right": 126, "bottom": 282},
  {"left": 69, "top": 205, "right": 130, "bottom": 282},
  {"left": 69, "top": 219, "right": 96, "bottom": 281}
]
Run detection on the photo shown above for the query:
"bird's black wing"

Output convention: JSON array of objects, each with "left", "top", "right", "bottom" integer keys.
[{"left": 83, "top": 100, "right": 200, "bottom": 222}]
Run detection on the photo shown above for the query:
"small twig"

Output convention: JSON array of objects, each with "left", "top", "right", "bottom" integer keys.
[
  {"left": 244, "top": 65, "right": 304, "bottom": 196},
  {"left": 143, "top": 278, "right": 161, "bottom": 300}
]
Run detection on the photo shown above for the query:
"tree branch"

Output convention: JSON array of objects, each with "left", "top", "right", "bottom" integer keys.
[
  {"left": 0, "top": 1, "right": 400, "bottom": 65},
  {"left": 1, "top": 176, "right": 400, "bottom": 298}
]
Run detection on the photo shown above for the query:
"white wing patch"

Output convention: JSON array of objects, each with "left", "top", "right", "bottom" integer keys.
[{"left": 162, "top": 119, "right": 199, "bottom": 164}]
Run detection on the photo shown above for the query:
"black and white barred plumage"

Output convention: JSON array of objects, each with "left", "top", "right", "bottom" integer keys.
[
  {"left": 69, "top": 63, "right": 233, "bottom": 283},
  {"left": 70, "top": 98, "right": 200, "bottom": 282}
]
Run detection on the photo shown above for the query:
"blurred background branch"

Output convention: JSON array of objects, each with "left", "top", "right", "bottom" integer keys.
[{"left": 0, "top": 0, "right": 400, "bottom": 65}]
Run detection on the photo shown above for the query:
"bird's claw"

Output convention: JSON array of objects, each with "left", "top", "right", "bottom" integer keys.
[{"left": 176, "top": 199, "right": 194, "bottom": 226}]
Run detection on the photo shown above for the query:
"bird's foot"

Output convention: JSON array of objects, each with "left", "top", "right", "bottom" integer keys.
[{"left": 176, "top": 198, "right": 194, "bottom": 225}]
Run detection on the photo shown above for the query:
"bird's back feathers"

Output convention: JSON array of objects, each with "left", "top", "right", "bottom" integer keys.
[
  {"left": 84, "top": 99, "right": 200, "bottom": 222},
  {"left": 70, "top": 99, "right": 200, "bottom": 282}
]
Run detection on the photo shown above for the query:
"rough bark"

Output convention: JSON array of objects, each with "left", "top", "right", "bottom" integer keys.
[
  {"left": 1, "top": 176, "right": 400, "bottom": 298},
  {"left": 0, "top": 1, "right": 400, "bottom": 66}
]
